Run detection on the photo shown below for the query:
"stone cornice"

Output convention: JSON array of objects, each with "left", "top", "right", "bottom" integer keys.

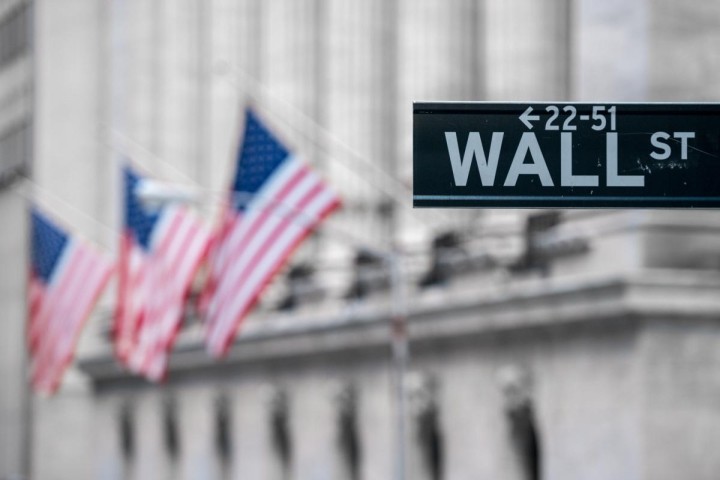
[{"left": 78, "top": 269, "right": 720, "bottom": 386}]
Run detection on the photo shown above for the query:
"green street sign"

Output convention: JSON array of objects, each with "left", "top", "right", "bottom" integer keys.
[{"left": 414, "top": 102, "right": 720, "bottom": 208}]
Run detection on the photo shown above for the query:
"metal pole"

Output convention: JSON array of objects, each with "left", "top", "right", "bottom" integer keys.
[{"left": 389, "top": 252, "right": 408, "bottom": 480}]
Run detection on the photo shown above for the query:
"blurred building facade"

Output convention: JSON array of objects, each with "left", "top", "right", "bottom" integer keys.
[
  {"left": 0, "top": 0, "right": 32, "bottom": 479},
  {"left": 3, "top": 0, "right": 720, "bottom": 479}
]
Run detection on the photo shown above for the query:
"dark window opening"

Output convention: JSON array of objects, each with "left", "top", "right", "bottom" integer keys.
[
  {"left": 417, "top": 403, "right": 444, "bottom": 480},
  {"left": 163, "top": 398, "right": 180, "bottom": 460},
  {"left": 337, "top": 385, "right": 361, "bottom": 480},
  {"left": 419, "top": 231, "right": 464, "bottom": 288},
  {"left": 215, "top": 395, "right": 232, "bottom": 466},
  {"left": 0, "top": 122, "right": 31, "bottom": 189},
  {"left": 0, "top": 3, "right": 30, "bottom": 68},
  {"left": 511, "top": 211, "right": 561, "bottom": 275},
  {"left": 277, "top": 263, "right": 322, "bottom": 311},
  {"left": 345, "top": 249, "right": 387, "bottom": 300},
  {"left": 507, "top": 400, "right": 541, "bottom": 480},
  {"left": 119, "top": 403, "right": 135, "bottom": 461},
  {"left": 270, "top": 390, "right": 292, "bottom": 475},
  {"left": 500, "top": 367, "right": 542, "bottom": 480}
]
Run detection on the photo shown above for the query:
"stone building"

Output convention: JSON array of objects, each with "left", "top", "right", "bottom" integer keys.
[
  {"left": 2, "top": 1, "right": 720, "bottom": 479},
  {"left": 0, "top": 0, "right": 32, "bottom": 478}
]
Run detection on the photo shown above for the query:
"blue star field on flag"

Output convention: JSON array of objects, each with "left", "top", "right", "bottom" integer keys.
[
  {"left": 31, "top": 209, "right": 69, "bottom": 283},
  {"left": 231, "top": 109, "right": 290, "bottom": 211},
  {"left": 124, "top": 166, "right": 160, "bottom": 250}
]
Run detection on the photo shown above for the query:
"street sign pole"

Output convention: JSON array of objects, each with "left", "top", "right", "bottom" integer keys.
[{"left": 389, "top": 252, "right": 408, "bottom": 480}]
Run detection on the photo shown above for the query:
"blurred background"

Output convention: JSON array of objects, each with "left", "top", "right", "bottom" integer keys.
[{"left": 3, "top": 0, "right": 720, "bottom": 479}]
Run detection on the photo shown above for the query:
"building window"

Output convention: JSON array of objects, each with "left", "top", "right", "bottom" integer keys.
[
  {"left": 345, "top": 249, "right": 387, "bottom": 300},
  {"left": 277, "top": 263, "right": 322, "bottom": 311},
  {"left": 0, "top": 3, "right": 30, "bottom": 68},
  {"left": 118, "top": 401, "right": 136, "bottom": 479},
  {"left": 336, "top": 384, "right": 361, "bottom": 480},
  {"left": 416, "top": 399, "right": 443, "bottom": 480},
  {"left": 511, "top": 211, "right": 561, "bottom": 275},
  {"left": 0, "top": 122, "right": 30, "bottom": 189},
  {"left": 215, "top": 394, "right": 233, "bottom": 476},
  {"left": 270, "top": 389, "right": 292, "bottom": 476},
  {"left": 408, "top": 373, "right": 444, "bottom": 480},
  {"left": 119, "top": 402, "right": 135, "bottom": 462},
  {"left": 498, "top": 366, "right": 541, "bottom": 480},
  {"left": 163, "top": 397, "right": 180, "bottom": 460},
  {"left": 418, "top": 231, "right": 465, "bottom": 288}
]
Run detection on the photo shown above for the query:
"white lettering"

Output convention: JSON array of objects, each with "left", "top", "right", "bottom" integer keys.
[
  {"left": 650, "top": 131, "right": 671, "bottom": 160},
  {"left": 674, "top": 131, "right": 695, "bottom": 160},
  {"left": 445, "top": 132, "right": 504, "bottom": 187},
  {"left": 504, "top": 133, "right": 554, "bottom": 187},
  {"left": 607, "top": 132, "right": 644, "bottom": 187},
  {"left": 561, "top": 132, "right": 598, "bottom": 187}
]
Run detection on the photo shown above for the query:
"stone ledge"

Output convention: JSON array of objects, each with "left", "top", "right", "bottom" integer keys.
[{"left": 78, "top": 269, "right": 720, "bottom": 384}]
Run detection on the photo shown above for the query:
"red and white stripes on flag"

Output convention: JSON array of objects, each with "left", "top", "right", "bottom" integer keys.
[
  {"left": 203, "top": 109, "right": 341, "bottom": 357},
  {"left": 115, "top": 167, "right": 211, "bottom": 381},
  {"left": 30, "top": 209, "right": 114, "bottom": 395}
]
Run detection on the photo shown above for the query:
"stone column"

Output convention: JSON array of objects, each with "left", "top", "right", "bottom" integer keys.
[
  {"left": 94, "top": 398, "right": 126, "bottom": 480},
  {"left": 227, "top": 382, "right": 285, "bottom": 480},
  {"left": 398, "top": 0, "right": 486, "bottom": 244},
  {"left": 292, "top": 379, "right": 346, "bottom": 480},
  {"left": 0, "top": 188, "right": 28, "bottom": 480},
  {"left": 485, "top": 0, "right": 571, "bottom": 100},
  {"left": 648, "top": 1, "right": 720, "bottom": 100},
  {"left": 573, "top": 0, "right": 648, "bottom": 101},
  {"left": 177, "top": 390, "right": 221, "bottom": 480},
  {"left": 324, "top": 0, "right": 399, "bottom": 248},
  {"left": 132, "top": 392, "right": 175, "bottom": 480}
]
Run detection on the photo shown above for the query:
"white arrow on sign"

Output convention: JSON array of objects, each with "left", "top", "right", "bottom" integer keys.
[{"left": 519, "top": 106, "right": 539, "bottom": 130}]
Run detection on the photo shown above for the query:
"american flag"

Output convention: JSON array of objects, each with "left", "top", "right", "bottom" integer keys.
[
  {"left": 114, "top": 165, "right": 211, "bottom": 381},
  {"left": 29, "top": 208, "right": 114, "bottom": 395},
  {"left": 203, "top": 108, "right": 341, "bottom": 357}
]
